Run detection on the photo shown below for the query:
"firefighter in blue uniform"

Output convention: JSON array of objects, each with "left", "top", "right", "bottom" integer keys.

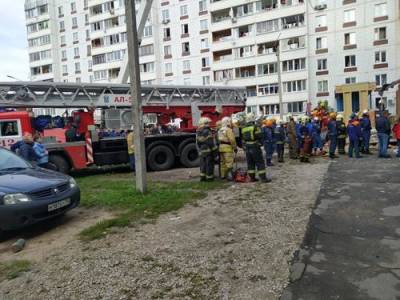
[
  {"left": 360, "top": 110, "right": 372, "bottom": 154},
  {"left": 336, "top": 114, "right": 347, "bottom": 155},
  {"left": 327, "top": 112, "right": 338, "bottom": 159},
  {"left": 196, "top": 117, "right": 217, "bottom": 181},
  {"left": 242, "top": 113, "right": 271, "bottom": 183},
  {"left": 275, "top": 119, "right": 286, "bottom": 163},
  {"left": 262, "top": 118, "right": 275, "bottom": 166}
]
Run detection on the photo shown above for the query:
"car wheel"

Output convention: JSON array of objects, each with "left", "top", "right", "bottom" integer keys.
[
  {"left": 148, "top": 145, "right": 175, "bottom": 171},
  {"left": 180, "top": 143, "right": 199, "bottom": 168},
  {"left": 49, "top": 155, "right": 70, "bottom": 174}
]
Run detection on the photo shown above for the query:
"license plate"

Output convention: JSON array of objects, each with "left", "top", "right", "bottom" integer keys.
[{"left": 48, "top": 198, "right": 71, "bottom": 212}]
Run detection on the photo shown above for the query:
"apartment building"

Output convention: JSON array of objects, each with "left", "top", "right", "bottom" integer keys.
[
  {"left": 210, "top": 0, "right": 308, "bottom": 116},
  {"left": 25, "top": 0, "right": 91, "bottom": 83},
  {"left": 308, "top": 0, "right": 400, "bottom": 115}
]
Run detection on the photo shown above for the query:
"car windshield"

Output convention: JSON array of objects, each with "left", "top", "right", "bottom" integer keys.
[{"left": 0, "top": 148, "right": 31, "bottom": 171}]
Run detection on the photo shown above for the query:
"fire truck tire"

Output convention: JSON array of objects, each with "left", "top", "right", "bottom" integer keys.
[
  {"left": 179, "top": 143, "right": 199, "bottom": 168},
  {"left": 49, "top": 155, "right": 70, "bottom": 174},
  {"left": 148, "top": 145, "right": 175, "bottom": 171}
]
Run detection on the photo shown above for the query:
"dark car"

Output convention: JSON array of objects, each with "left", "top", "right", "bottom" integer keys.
[{"left": 0, "top": 148, "right": 80, "bottom": 232}]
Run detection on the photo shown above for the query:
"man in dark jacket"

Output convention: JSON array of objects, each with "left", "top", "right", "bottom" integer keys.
[
  {"left": 360, "top": 111, "right": 372, "bottom": 154},
  {"left": 327, "top": 112, "right": 338, "bottom": 159},
  {"left": 336, "top": 114, "right": 347, "bottom": 155},
  {"left": 196, "top": 117, "right": 217, "bottom": 181},
  {"left": 376, "top": 111, "right": 391, "bottom": 158},
  {"left": 347, "top": 114, "right": 362, "bottom": 158},
  {"left": 18, "top": 134, "right": 40, "bottom": 163}
]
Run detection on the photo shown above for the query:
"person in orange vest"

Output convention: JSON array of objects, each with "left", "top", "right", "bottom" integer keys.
[{"left": 127, "top": 126, "right": 135, "bottom": 174}]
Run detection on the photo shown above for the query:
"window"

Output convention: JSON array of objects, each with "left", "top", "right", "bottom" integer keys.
[
  {"left": 163, "top": 28, "right": 171, "bottom": 39},
  {"left": 200, "top": 19, "right": 208, "bottom": 31},
  {"left": 60, "top": 35, "right": 66, "bottom": 45},
  {"left": 375, "top": 50, "right": 387, "bottom": 63},
  {"left": 88, "top": 60, "right": 92, "bottom": 70},
  {"left": 86, "top": 29, "right": 90, "bottom": 40},
  {"left": 72, "top": 17, "right": 78, "bottom": 28},
  {"left": 374, "top": 27, "right": 387, "bottom": 40},
  {"left": 71, "top": 2, "right": 76, "bottom": 13},
  {"left": 140, "top": 62, "right": 154, "bottom": 73},
  {"left": 139, "top": 44, "right": 154, "bottom": 56},
  {"left": 58, "top": 6, "right": 63, "bottom": 16},
  {"left": 74, "top": 47, "right": 79, "bottom": 57},
  {"left": 162, "top": 10, "right": 170, "bottom": 23},
  {"left": 28, "top": 35, "right": 51, "bottom": 47},
  {"left": 94, "top": 70, "right": 107, "bottom": 81},
  {"left": 76, "top": 77, "right": 81, "bottom": 83},
  {"left": 182, "top": 42, "right": 190, "bottom": 54},
  {"left": 344, "top": 9, "right": 355, "bottom": 23},
  {"left": 317, "top": 80, "right": 328, "bottom": 92},
  {"left": 62, "top": 65, "right": 68, "bottom": 74},
  {"left": 183, "top": 60, "right": 190, "bottom": 71},
  {"left": 85, "top": 14, "right": 89, "bottom": 24},
  {"left": 73, "top": 32, "right": 79, "bottom": 42},
  {"left": 75, "top": 62, "right": 81, "bottom": 72},
  {"left": 61, "top": 50, "right": 67, "bottom": 60},
  {"left": 180, "top": 5, "right": 188, "bottom": 17},
  {"left": 316, "top": 37, "right": 327, "bottom": 49},
  {"left": 235, "top": 45, "right": 254, "bottom": 58},
  {"left": 164, "top": 45, "right": 171, "bottom": 56},
  {"left": 344, "top": 32, "right": 356, "bottom": 45},
  {"left": 199, "top": 0, "right": 207, "bottom": 12},
  {"left": 202, "top": 75, "right": 210, "bottom": 85},
  {"left": 345, "top": 55, "right": 356, "bottom": 67},
  {"left": 375, "top": 74, "right": 387, "bottom": 86},
  {"left": 256, "top": 19, "right": 279, "bottom": 34},
  {"left": 201, "top": 38, "right": 209, "bottom": 49},
  {"left": 87, "top": 45, "right": 91, "bottom": 56},
  {"left": 258, "top": 83, "right": 279, "bottom": 96},
  {"left": 375, "top": 3, "right": 387, "bottom": 17},
  {"left": 59, "top": 21, "right": 65, "bottom": 31},
  {"left": 260, "top": 104, "right": 280, "bottom": 115},
  {"left": 214, "top": 69, "right": 234, "bottom": 81},
  {"left": 143, "top": 25, "right": 152, "bottom": 37},
  {"left": 0, "top": 121, "right": 19, "bottom": 137},
  {"left": 182, "top": 24, "right": 189, "bottom": 35},
  {"left": 287, "top": 101, "right": 304, "bottom": 113},
  {"left": 317, "top": 58, "right": 327, "bottom": 70},
  {"left": 345, "top": 77, "right": 356, "bottom": 84},
  {"left": 165, "top": 62, "right": 172, "bottom": 73},
  {"left": 258, "top": 63, "right": 277, "bottom": 76},
  {"left": 202, "top": 57, "right": 210, "bottom": 68},
  {"left": 282, "top": 58, "right": 306, "bottom": 72},
  {"left": 283, "top": 80, "right": 307, "bottom": 93},
  {"left": 316, "top": 15, "right": 327, "bottom": 27}
]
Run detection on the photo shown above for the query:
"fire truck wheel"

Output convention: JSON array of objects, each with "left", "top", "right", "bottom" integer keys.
[
  {"left": 49, "top": 155, "right": 70, "bottom": 174},
  {"left": 180, "top": 143, "right": 199, "bottom": 168},
  {"left": 148, "top": 145, "right": 175, "bottom": 171}
]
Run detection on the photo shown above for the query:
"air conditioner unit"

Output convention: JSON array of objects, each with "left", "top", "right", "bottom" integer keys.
[
  {"left": 231, "top": 17, "right": 237, "bottom": 23},
  {"left": 110, "top": 9, "right": 115, "bottom": 14},
  {"left": 162, "top": 19, "right": 170, "bottom": 24},
  {"left": 314, "top": 4, "right": 327, "bottom": 10}
]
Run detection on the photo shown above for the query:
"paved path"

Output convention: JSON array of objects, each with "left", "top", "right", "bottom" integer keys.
[{"left": 282, "top": 156, "right": 400, "bottom": 300}]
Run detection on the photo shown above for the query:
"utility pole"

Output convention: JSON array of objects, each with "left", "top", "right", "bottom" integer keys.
[
  {"left": 275, "top": 40, "right": 283, "bottom": 120},
  {"left": 125, "top": 0, "right": 147, "bottom": 193}
]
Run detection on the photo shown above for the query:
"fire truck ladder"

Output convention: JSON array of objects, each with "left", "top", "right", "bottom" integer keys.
[{"left": 0, "top": 81, "right": 246, "bottom": 109}]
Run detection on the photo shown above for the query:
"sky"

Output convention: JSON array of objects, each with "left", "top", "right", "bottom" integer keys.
[{"left": 0, "top": 1, "right": 29, "bottom": 81}]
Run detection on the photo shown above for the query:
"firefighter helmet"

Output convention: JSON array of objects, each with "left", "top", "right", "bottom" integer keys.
[
  {"left": 221, "top": 116, "right": 232, "bottom": 127},
  {"left": 329, "top": 112, "right": 337, "bottom": 119},
  {"left": 245, "top": 112, "right": 256, "bottom": 123},
  {"left": 336, "top": 114, "right": 344, "bottom": 120},
  {"left": 198, "top": 117, "right": 211, "bottom": 127}
]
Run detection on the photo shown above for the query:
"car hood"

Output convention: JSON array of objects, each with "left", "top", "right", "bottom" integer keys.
[{"left": 0, "top": 168, "right": 69, "bottom": 194}]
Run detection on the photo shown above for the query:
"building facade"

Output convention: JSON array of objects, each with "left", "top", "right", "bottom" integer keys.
[
  {"left": 308, "top": 0, "right": 400, "bottom": 116},
  {"left": 24, "top": 0, "right": 399, "bottom": 115}
]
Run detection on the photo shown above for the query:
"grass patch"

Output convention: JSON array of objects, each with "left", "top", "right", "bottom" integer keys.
[
  {"left": 77, "top": 174, "right": 224, "bottom": 241},
  {"left": 0, "top": 260, "right": 32, "bottom": 281}
]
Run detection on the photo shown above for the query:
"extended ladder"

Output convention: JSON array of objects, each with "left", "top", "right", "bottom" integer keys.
[{"left": 0, "top": 81, "right": 246, "bottom": 109}]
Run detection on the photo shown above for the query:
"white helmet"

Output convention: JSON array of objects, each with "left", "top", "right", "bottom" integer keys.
[
  {"left": 246, "top": 112, "right": 256, "bottom": 123},
  {"left": 221, "top": 116, "right": 232, "bottom": 127},
  {"left": 198, "top": 117, "right": 211, "bottom": 127}
]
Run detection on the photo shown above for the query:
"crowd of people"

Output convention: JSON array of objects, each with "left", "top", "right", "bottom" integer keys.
[{"left": 196, "top": 109, "right": 400, "bottom": 182}]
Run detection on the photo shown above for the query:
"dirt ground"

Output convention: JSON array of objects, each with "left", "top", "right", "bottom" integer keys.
[{"left": 0, "top": 153, "right": 329, "bottom": 300}]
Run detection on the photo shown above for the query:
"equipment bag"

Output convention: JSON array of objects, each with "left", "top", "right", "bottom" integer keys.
[{"left": 233, "top": 168, "right": 250, "bottom": 183}]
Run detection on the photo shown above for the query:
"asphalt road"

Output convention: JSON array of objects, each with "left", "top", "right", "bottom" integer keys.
[{"left": 282, "top": 156, "right": 400, "bottom": 300}]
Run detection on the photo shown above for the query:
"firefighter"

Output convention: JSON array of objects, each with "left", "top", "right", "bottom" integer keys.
[
  {"left": 262, "top": 119, "right": 275, "bottom": 166},
  {"left": 196, "top": 117, "right": 217, "bottom": 181},
  {"left": 347, "top": 113, "right": 362, "bottom": 158},
  {"left": 299, "top": 116, "right": 312, "bottom": 163},
  {"left": 311, "top": 117, "right": 322, "bottom": 156},
  {"left": 287, "top": 114, "right": 298, "bottom": 159},
  {"left": 242, "top": 113, "right": 271, "bottom": 183},
  {"left": 336, "top": 114, "right": 347, "bottom": 155},
  {"left": 327, "top": 112, "right": 338, "bottom": 159},
  {"left": 360, "top": 110, "right": 372, "bottom": 154},
  {"left": 275, "top": 119, "right": 286, "bottom": 163},
  {"left": 218, "top": 116, "right": 237, "bottom": 180}
]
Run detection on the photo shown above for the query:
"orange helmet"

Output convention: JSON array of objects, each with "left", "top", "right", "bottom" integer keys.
[{"left": 329, "top": 112, "right": 337, "bottom": 119}]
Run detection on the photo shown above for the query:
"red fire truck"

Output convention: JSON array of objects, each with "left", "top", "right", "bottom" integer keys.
[{"left": 0, "top": 81, "right": 245, "bottom": 173}]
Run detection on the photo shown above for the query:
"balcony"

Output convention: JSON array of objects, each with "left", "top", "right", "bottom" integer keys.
[
  {"left": 213, "top": 49, "right": 233, "bottom": 62},
  {"left": 211, "top": 8, "right": 230, "bottom": 23},
  {"left": 212, "top": 29, "right": 232, "bottom": 42}
]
